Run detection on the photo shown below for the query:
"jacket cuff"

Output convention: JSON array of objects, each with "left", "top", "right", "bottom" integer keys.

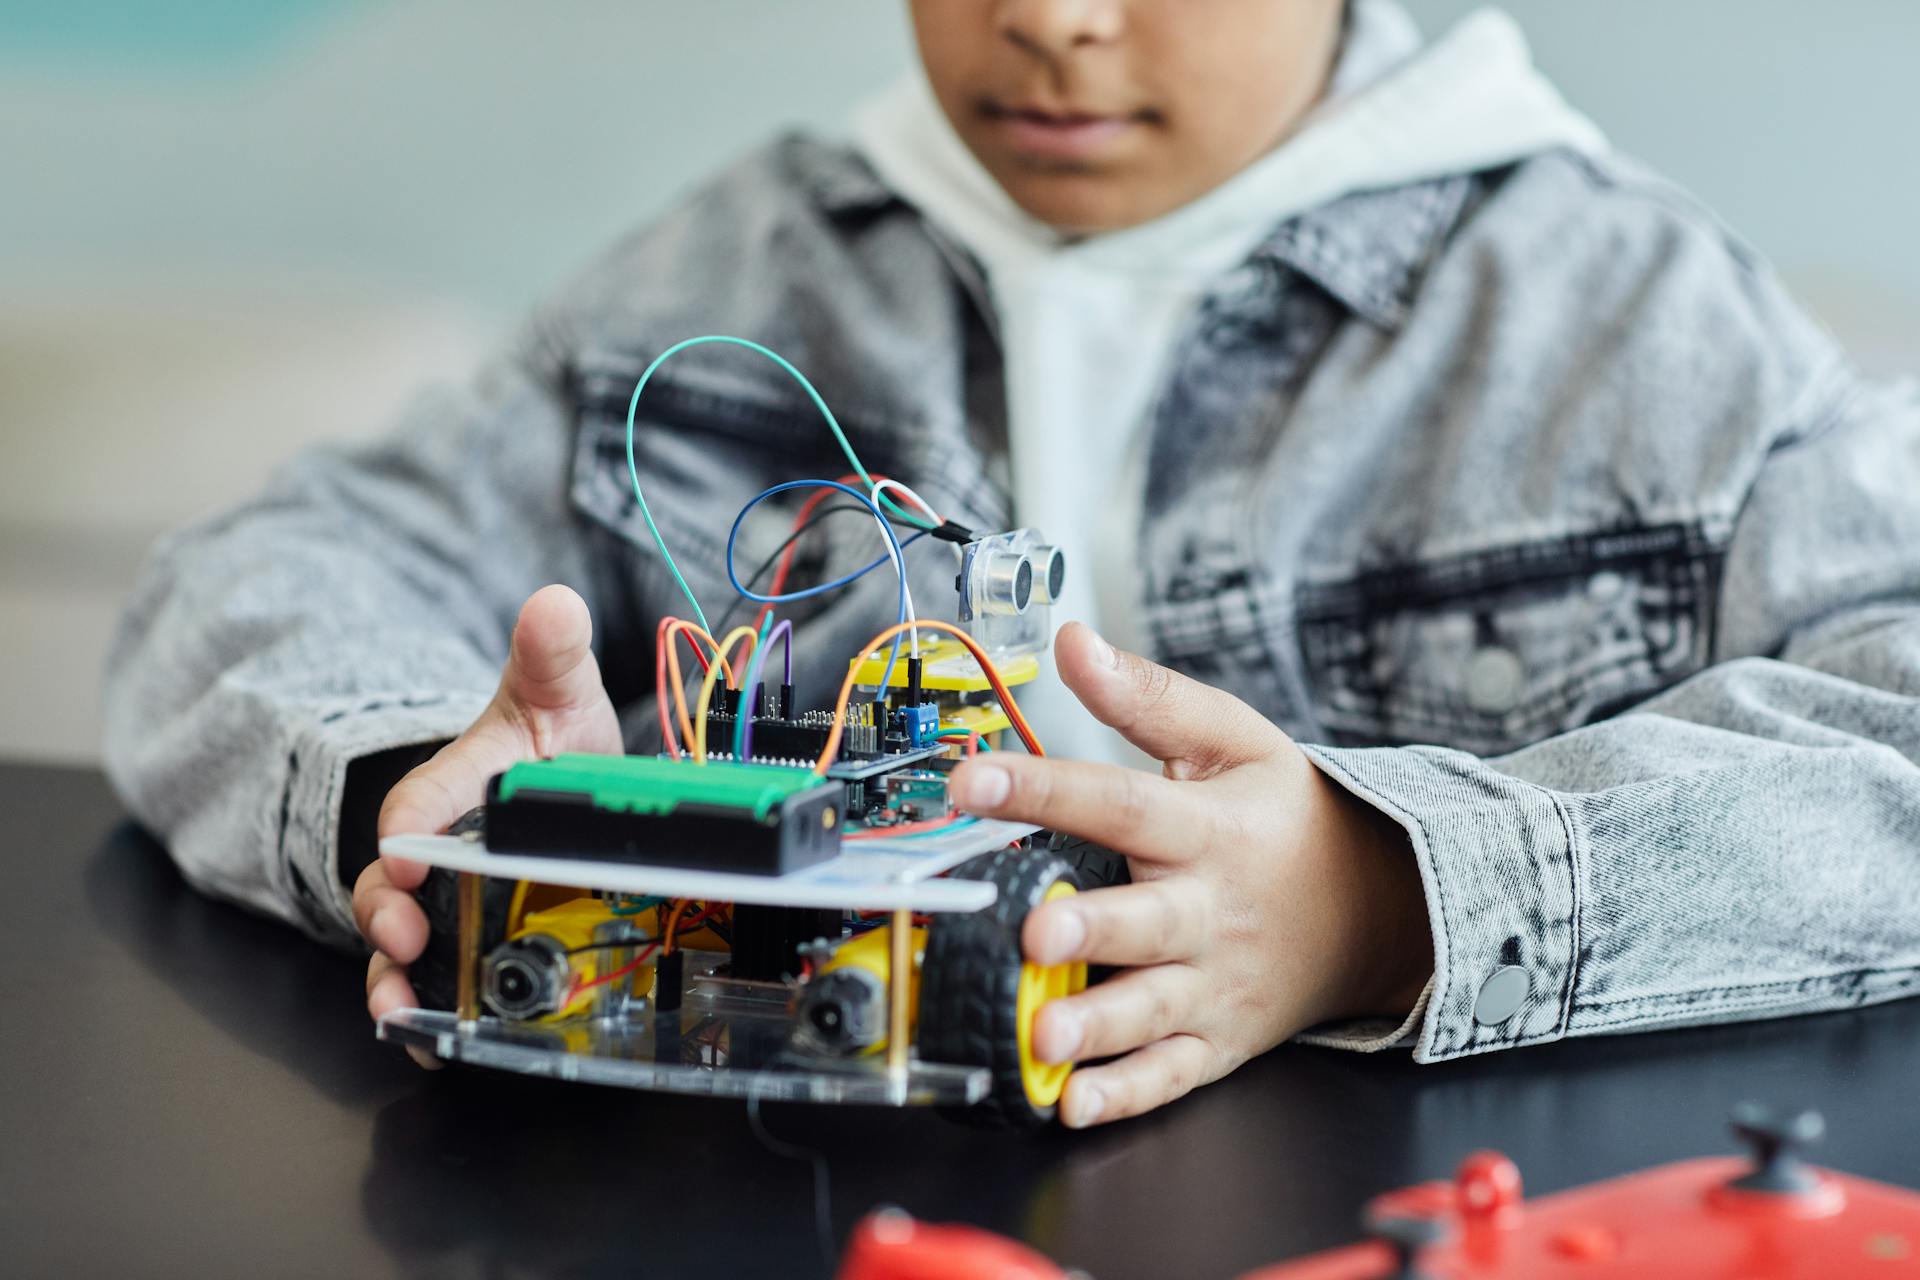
[
  {"left": 1297, "top": 743, "right": 1583, "bottom": 1062},
  {"left": 281, "top": 693, "right": 491, "bottom": 947}
]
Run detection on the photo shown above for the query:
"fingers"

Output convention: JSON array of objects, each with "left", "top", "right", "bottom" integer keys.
[
  {"left": 352, "top": 860, "right": 431, "bottom": 963},
  {"left": 366, "top": 954, "right": 442, "bottom": 1070},
  {"left": 1024, "top": 877, "right": 1212, "bottom": 966},
  {"left": 1058, "top": 1033, "right": 1220, "bottom": 1129},
  {"left": 948, "top": 754, "right": 1209, "bottom": 864},
  {"left": 365, "top": 951, "right": 417, "bottom": 1015},
  {"left": 1052, "top": 622, "right": 1285, "bottom": 773},
  {"left": 504, "top": 584, "right": 606, "bottom": 716},
  {"left": 380, "top": 587, "right": 620, "bottom": 850},
  {"left": 1030, "top": 962, "right": 1206, "bottom": 1065},
  {"left": 379, "top": 852, "right": 431, "bottom": 893},
  {"left": 377, "top": 718, "right": 525, "bottom": 844}
]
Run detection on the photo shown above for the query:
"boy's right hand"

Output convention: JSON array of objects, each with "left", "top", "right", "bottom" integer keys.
[{"left": 351, "top": 585, "right": 622, "bottom": 1058}]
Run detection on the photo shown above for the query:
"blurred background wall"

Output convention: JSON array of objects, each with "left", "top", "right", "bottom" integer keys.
[{"left": 4, "top": 0, "right": 1917, "bottom": 763}]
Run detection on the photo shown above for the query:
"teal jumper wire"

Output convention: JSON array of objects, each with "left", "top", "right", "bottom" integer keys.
[{"left": 624, "top": 335, "right": 939, "bottom": 633}]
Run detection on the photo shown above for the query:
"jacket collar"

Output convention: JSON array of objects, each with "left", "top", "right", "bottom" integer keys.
[
  {"left": 1245, "top": 172, "right": 1478, "bottom": 330},
  {"left": 810, "top": 139, "right": 1485, "bottom": 334},
  {"left": 805, "top": 141, "right": 898, "bottom": 218}
]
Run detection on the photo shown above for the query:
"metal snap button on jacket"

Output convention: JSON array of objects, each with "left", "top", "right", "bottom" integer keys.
[
  {"left": 1475, "top": 966, "right": 1529, "bottom": 1026},
  {"left": 1465, "top": 646, "right": 1524, "bottom": 715}
]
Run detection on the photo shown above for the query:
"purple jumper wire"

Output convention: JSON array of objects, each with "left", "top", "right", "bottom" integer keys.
[{"left": 735, "top": 618, "right": 793, "bottom": 761}]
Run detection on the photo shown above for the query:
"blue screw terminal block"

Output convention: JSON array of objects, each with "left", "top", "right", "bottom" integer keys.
[{"left": 900, "top": 704, "right": 940, "bottom": 748}]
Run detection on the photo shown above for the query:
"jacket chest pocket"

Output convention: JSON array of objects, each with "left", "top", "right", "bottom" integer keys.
[{"left": 1296, "top": 524, "right": 1723, "bottom": 756}]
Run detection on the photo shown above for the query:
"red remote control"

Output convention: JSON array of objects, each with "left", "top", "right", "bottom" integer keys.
[
  {"left": 837, "top": 1106, "right": 1920, "bottom": 1279},
  {"left": 1242, "top": 1106, "right": 1920, "bottom": 1279}
]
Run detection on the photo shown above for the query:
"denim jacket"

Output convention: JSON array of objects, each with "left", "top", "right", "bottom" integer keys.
[{"left": 102, "top": 134, "right": 1920, "bottom": 1063}]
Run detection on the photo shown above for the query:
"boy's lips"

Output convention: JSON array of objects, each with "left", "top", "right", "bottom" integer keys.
[{"left": 980, "top": 102, "right": 1145, "bottom": 162}]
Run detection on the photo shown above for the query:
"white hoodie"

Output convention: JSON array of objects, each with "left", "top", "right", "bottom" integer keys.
[{"left": 852, "top": 1, "right": 1606, "bottom": 765}]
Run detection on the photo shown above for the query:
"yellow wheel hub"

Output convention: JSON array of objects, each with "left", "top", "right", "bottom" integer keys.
[{"left": 1016, "top": 880, "right": 1088, "bottom": 1108}]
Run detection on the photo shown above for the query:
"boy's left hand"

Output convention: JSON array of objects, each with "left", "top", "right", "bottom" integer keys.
[{"left": 947, "top": 623, "right": 1433, "bottom": 1128}]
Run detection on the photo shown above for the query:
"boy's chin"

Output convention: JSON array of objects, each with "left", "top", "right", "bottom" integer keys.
[{"left": 996, "top": 170, "right": 1181, "bottom": 237}]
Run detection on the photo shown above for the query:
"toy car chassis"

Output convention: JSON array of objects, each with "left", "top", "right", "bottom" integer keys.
[
  {"left": 376, "top": 745, "right": 1112, "bottom": 1125},
  {"left": 381, "top": 817, "right": 1021, "bottom": 1098}
]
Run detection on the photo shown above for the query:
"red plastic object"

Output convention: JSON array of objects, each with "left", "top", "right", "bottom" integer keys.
[
  {"left": 836, "top": 1209, "right": 1071, "bottom": 1280},
  {"left": 1237, "top": 1151, "right": 1920, "bottom": 1278}
]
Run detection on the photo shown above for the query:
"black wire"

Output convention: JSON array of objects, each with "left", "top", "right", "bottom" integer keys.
[
  {"left": 663, "top": 509, "right": 873, "bottom": 742},
  {"left": 709, "top": 502, "right": 927, "bottom": 640},
  {"left": 691, "top": 503, "right": 933, "bottom": 729},
  {"left": 665, "top": 503, "right": 933, "bottom": 757},
  {"left": 747, "top": 1078, "right": 837, "bottom": 1272}
]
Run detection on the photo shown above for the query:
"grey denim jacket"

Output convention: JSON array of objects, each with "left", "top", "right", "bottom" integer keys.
[{"left": 103, "top": 134, "right": 1920, "bottom": 1063}]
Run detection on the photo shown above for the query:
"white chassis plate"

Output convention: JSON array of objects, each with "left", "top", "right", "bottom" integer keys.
[{"left": 378, "top": 818, "right": 1038, "bottom": 913}]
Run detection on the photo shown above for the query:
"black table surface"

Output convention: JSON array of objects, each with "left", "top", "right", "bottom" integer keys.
[{"left": 4, "top": 759, "right": 1917, "bottom": 1279}]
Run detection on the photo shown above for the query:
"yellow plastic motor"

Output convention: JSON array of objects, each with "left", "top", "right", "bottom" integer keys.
[
  {"left": 483, "top": 897, "right": 654, "bottom": 1022},
  {"left": 792, "top": 923, "right": 926, "bottom": 1056}
]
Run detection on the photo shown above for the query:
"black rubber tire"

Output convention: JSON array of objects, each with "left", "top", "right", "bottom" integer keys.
[
  {"left": 920, "top": 846, "right": 1081, "bottom": 1128},
  {"left": 1045, "top": 831, "right": 1132, "bottom": 891},
  {"left": 409, "top": 866, "right": 517, "bottom": 1013}
]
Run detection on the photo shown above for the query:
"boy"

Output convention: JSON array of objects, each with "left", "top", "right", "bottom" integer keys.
[{"left": 105, "top": 0, "right": 1920, "bottom": 1130}]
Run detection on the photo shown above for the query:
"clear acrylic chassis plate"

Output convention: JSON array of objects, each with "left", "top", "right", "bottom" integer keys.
[
  {"left": 377, "top": 951, "right": 991, "bottom": 1107},
  {"left": 378, "top": 818, "right": 1039, "bottom": 913}
]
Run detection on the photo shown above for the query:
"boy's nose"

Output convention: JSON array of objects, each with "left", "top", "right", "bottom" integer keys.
[{"left": 997, "top": 0, "right": 1126, "bottom": 57}]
